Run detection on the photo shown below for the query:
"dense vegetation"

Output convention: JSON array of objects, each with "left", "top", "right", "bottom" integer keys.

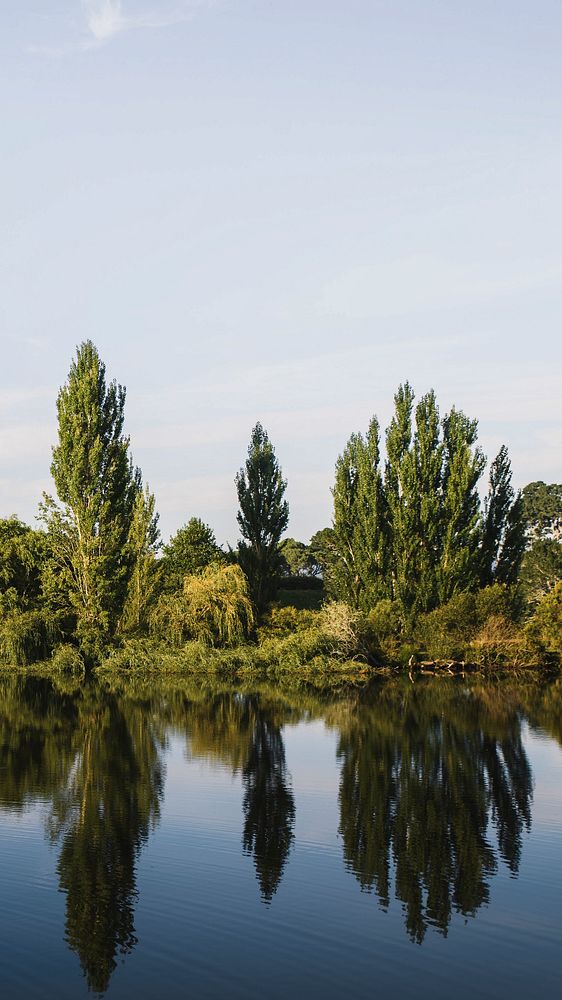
[{"left": 0, "top": 342, "right": 560, "bottom": 680}]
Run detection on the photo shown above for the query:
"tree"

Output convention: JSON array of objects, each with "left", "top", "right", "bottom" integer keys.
[
  {"left": 162, "top": 517, "right": 222, "bottom": 592},
  {"left": 235, "top": 423, "right": 289, "bottom": 612},
  {"left": 521, "top": 481, "right": 562, "bottom": 542},
  {"left": 121, "top": 485, "right": 161, "bottom": 634},
  {"left": 41, "top": 341, "right": 140, "bottom": 660},
  {"left": 279, "top": 538, "right": 318, "bottom": 577},
  {"left": 0, "top": 518, "right": 48, "bottom": 613},
  {"left": 438, "top": 409, "right": 485, "bottom": 602},
  {"left": 480, "top": 446, "right": 525, "bottom": 586},
  {"left": 385, "top": 383, "right": 418, "bottom": 617},
  {"left": 332, "top": 418, "right": 387, "bottom": 610}
]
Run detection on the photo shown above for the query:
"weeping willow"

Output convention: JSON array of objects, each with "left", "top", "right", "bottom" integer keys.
[{"left": 151, "top": 563, "right": 254, "bottom": 648}]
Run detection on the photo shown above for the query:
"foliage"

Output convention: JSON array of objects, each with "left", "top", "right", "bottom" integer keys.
[
  {"left": 0, "top": 610, "right": 62, "bottom": 666},
  {"left": 521, "top": 481, "right": 562, "bottom": 542},
  {"left": 332, "top": 418, "right": 387, "bottom": 610},
  {"left": 479, "top": 445, "right": 525, "bottom": 586},
  {"left": 162, "top": 517, "right": 222, "bottom": 592},
  {"left": 236, "top": 423, "right": 289, "bottom": 612},
  {"left": 525, "top": 582, "right": 562, "bottom": 660},
  {"left": 279, "top": 537, "right": 320, "bottom": 577},
  {"left": 0, "top": 518, "right": 49, "bottom": 610},
  {"left": 50, "top": 644, "right": 86, "bottom": 677},
  {"left": 120, "top": 484, "right": 161, "bottom": 634},
  {"left": 329, "top": 384, "right": 522, "bottom": 620},
  {"left": 151, "top": 563, "right": 254, "bottom": 648},
  {"left": 41, "top": 341, "right": 141, "bottom": 661},
  {"left": 520, "top": 540, "right": 562, "bottom": 605}
]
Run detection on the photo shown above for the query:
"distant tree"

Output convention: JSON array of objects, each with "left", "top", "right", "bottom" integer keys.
[
  {"left": 521, "top": 481, "right": 562, "bottom": 542},
  {"left": 279, "top": 538, "right": 318, "bottom": 577},
  {"left": 308, "top": 527, "right": 340, "bottom": 596},
  {"left": 41, "top": 341, "right": 140, "bottom": 660},
  {"left": 480, "top": 446, "right": 525, "bottom": 586},
  {"left": 236, "top": 423, "right": 289, "bottom": 612},
  {"left": 516, "top": 482, "right": 562, "bottom": 603},
  {"left": 162, "top": 517, "right": 222, "bottom": 592}
]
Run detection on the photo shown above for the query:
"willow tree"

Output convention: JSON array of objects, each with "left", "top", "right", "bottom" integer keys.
[
  {"left": 236, "top": 423, "right": 289, "bottom": 613},
  {"left": 42, "top": 341, "right": 140, "bottom": 659}
]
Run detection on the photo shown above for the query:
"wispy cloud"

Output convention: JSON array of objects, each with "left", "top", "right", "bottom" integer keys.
[{"left": 29, "top": 0, "right": 210, "bottom": 55}]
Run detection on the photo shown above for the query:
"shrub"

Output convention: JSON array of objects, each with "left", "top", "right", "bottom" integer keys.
[
  {"left": 51, "top": 643, "right": 85, "bottom": 676},
  {"left": 525, "top": 582, "right": 562, "bottom": 661},
  {"left": 257, "top": 606, "right": 318, "bottom": 640},
  {"left": 319, "top": 602, "right": 365, "bottom": 659},
  {"left": 414, "top": 592, "right": 477, "bottom": 660},
  {"left": 365, "top": 600, "right": 403, "bottom": 664}
]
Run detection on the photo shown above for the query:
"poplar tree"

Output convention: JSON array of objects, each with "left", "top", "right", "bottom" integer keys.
[
  {"left": 412, "top": 391, "right": 443, "bottom": 613},
  {"left": 42, "top": 341, "right": 140, "bottom": 658},
  {"left": 385, "top": 383, "right": 418, "bottom": 617},
  {"left": 480, "top": 446, "right": 525, "bottom": 585},
  {"left": 438, "top": 409, "right": 485, "bottom": 602},
  {"left": 332, "top": 419, "right": 387, "bottom": 610},
  {"left": 121, "top": 484, "right": 161, "bottom": 633},
  {"left": 236, "top": 423, "right": 289, "bottom": 612}
]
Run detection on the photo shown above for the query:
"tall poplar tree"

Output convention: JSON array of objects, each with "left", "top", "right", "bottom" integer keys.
[
  {"left": 42, "top": 341, "right": 140, "bottom": 658},
  {"left": 332, "top": 419, "right": 387, "bottom": 610},
  {"left": 236, "top": 423, "right": 289, "bottom": 613},
  {"left": 438, "top": 409, "right": 485, "bottom": 602},
  {"left": 480, "top": 446, "right": 525, "bottom": 586},
  {"left": 385, "top": 383, "right": 418, "bottom": 617}
]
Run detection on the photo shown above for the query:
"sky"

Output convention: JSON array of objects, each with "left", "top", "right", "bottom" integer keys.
[{"left": 1, "top": 0, "right": 561, "bottom": 546}]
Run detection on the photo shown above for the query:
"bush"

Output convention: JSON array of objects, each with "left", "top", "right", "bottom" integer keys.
[
  {"left": 525, "top": 582, "right": 562, "bottom": 661},
  {"left": 257, "top": 606, "right": 318, "bottom": 640},
  {"left": 414, "top": 592, "right": 477, "bottom": 660},
  {"left": 51, "top": 643, "right": 85, "bottom": 676},
  {"left": 365, "top": 600, "right": 404, "bottom": 664}
]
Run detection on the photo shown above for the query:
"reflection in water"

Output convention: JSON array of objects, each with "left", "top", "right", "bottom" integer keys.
[
  {"left": 242, "top": 706, "right": 295, "bottom": 901},
  {"left": 0, "top": 675, "right": 556, "bottom": 992},
  {"left": 0, "top": 679, "right": 165, "bottom": 994},
  {"left": 337, "top": 684, "right": 533, "bottom": 942},
  {"left": 172, "top": 693, "right": 296, "bottom": 902}
]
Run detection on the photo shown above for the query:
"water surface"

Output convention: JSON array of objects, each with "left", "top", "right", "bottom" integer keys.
[{"left": 0, "top": 675, "right": 561, "bottom": 998}]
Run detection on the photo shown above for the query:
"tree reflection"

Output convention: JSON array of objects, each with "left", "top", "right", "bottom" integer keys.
[
  {"left": 337, "top": 682, "right": 533, "bottom": 942},
  {"left": 49, "top": 693, "right": 165, "bottom": 993},
  {"left": 172, "top": 692, "right": 296, "bottom": 902},
  {"left": 242, "top": 706, "right": 295, "bottom": 901},
  {"left": 0, "top": 678, "right": 164, "bottom": 994}
]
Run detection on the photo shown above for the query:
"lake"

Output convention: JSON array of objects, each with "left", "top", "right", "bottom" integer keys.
[{"left": 0, "top": 674, "right": 560, "bottom": 998}]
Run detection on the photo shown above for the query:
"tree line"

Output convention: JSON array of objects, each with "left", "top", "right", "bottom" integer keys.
[{"left": 0, "top": 341, "right": 560, "bottom": 667}]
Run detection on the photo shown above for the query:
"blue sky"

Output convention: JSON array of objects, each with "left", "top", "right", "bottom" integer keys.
[{"left": 1, "top": 1, "right": 561, "bottom": 545}]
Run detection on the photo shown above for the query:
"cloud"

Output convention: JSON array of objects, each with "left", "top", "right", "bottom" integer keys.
[{"left": 28, "top": 0, "right": 208, "bottom": 55}]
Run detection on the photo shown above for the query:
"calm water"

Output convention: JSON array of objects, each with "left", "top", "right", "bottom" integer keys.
[{"left": 0, "top": 676, "right": 561, "bottom": 999}]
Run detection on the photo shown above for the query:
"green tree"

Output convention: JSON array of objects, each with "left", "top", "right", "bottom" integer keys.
[
  {"left": 41, "top": 341, "right": 140, "bottom": 660},
  {"left": 332, "top": 419, "right": 387, "bottom": 610},
  {"left": 0, "top": 518, "right": 48, "bottom": 613},
  {"left": 480, "top": 446, "right": 525, "bottom": 586},
  {"left": 521, "top": 481, "right": 562, "bottom": 542},
  {"left": 520, "top": 481, "right": 562, "bottom": 603},
  {"left": 385, "top": 383, "right": 418, "bottom": 617},
  {"left": 121, "top": 484, "right": 161, "bottom": 634},
  {"left": 235, "top": 423, "right": 289, "bottom": 612},
  {"left": 279, "top": 538, "right": 318, "bottom": 577},
  {"left": 438, "top": 409, "right": 485, "bottom": 602},
  {"left": 162, "top": 517, "right": 222, "bottom": 592}
]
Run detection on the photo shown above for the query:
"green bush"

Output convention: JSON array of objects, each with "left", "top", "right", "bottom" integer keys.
[
  {"left": 257, "top": 605, "right": 318, "bottom": 640},
  {"left": 414, "top": 592, "right": 477, "bottom": 660},
  {"left": 365, "top": 600, "right": 404, "bottom": 664},
  {"left": 525, "top": 582, "right": 562, "bottom": 662},
  {"left": 50, "top": 643, "right": 85, "bottom": 676}
]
